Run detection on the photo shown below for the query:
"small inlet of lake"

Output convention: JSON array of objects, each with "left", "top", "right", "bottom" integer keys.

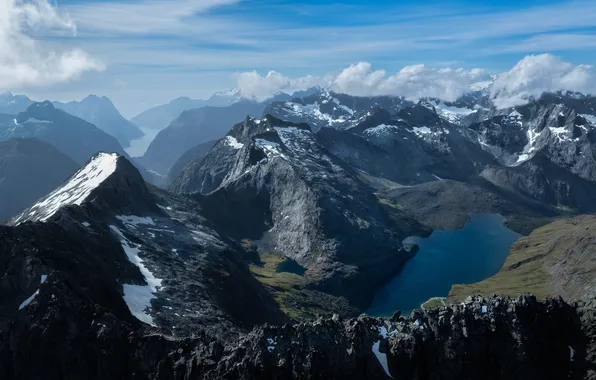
[{"left": 366, "top": 213, "right": 522, "bottom": 317}]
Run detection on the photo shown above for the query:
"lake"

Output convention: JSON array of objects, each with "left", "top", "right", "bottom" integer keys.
[{"left": 366, "top": 213, "right": 522, "bottom": 317}]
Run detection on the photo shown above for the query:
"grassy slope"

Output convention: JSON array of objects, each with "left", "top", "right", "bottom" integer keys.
[
  {"left": 249, "top": 252, "right": 358, "bottom": 320},
  {"left": 448, "top": 215, "right": 596, "bottom": 302}
]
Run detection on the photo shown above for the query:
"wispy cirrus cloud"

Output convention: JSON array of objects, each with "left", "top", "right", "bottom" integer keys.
[{"left": 0, "top": 0, "right": 103, "bottom": 90}]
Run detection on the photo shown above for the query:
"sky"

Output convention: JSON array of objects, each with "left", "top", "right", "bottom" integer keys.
[{"left": 1, "top": 0, "right": 596, "bottom": 117}]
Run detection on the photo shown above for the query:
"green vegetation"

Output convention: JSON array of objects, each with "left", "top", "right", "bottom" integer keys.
[
  {"left": 378, "top": 197, "right": 405, "bottom": 210},
  {"left": 249, "top": 252, "right": 357, "bottom": 320},
  {"left": 447, "top": 218, "right": 587, "bottom": 302},
  {"left": 421, "top": 297, "right": 446, "bottom": 310}
]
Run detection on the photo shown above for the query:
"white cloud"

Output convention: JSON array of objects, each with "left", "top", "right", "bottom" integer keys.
[
  {"left": 234, "top": 55, "right": 596, "bottom": 106},
  {"left": 490, "top": 54, "right": 595, "bottom": 108},
  {"left": 0, "top": 0, "right": 103, "bottom": 90},
  {"left": 235, "top": 62, "right": 491, "bottom": 101},
  {"left": 235, "top": 70, "right": 321, "bottom": 101},
  {"left": 329, "top": 62, "right": 490, "bottom": 101}
]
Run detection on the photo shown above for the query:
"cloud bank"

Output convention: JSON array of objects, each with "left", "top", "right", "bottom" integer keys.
[
  {"left": 490, "top": 54, "right": 595, "bottom": 108},
  {"left": 0, "top": 0, "right": 103, "bottom": 90},
  {"left": 235, "top": 54, "right": 595, "bottom": 108}
]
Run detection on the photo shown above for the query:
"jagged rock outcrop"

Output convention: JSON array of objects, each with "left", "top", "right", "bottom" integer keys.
[{"left": 2, "top": 293, "right": 593, "bottom": 380}]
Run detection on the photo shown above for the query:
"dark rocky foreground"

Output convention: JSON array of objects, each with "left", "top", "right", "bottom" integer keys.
[{"left": 3, "top": 294, "right": 596, "bottom": 379}]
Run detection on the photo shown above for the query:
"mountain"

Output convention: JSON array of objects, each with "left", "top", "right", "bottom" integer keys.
[
  {"left": 131, "top": 97, "right": 209, "bottom": 131},
  {"left": 468, "top": 99, "right": 596, "bottom": 211},
  {"left": 0, "top": 102, "right": 129, "bottom": 165},
  {"left": 170, "top": 115, "right": 412, "bottom": 311},
  {"left": 54, "top": 95, "right": 144, "bottom": 148},
  {"left": 0, "top": 91, "right": 34, "bottom": 114},
  {"left": 0, "top": 138, "right": 79, "bottom": 222},
  {"left": 265, "top": 90, "right": 410, "bottom": 131},
  {"left": 166, "top": 139, "right": 218, "bottom": 186},
  {"left": 131, "top": 89, "right": 248, "bottom": 132},
  {"left": 8, "top": 152, "right": 285, "bottom": 326},
  {"left": 317, "top": 104, "right": 497, "bottom": 186},
  {"left": 139, "top": 101, "right": 266, "bottom": 176}
]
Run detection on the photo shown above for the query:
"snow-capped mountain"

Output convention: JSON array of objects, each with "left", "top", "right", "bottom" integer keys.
[
  {"left": 0, "top": 138, "right": 79, "bottom": 222},
  {"left": 207, "top": 88, "right": 245, "bottom": 106},
  {"left": 53, "top": 95, "right": 144, "bottom": 148},
  {"left": 265, "top": 90, "right": 410, "bottom": 131},
  {"left": 317, "top": 104, "right": 496, "bottom": 185},
  {"left": 10, "top": 152, "right": 284, "bottom": 334}
]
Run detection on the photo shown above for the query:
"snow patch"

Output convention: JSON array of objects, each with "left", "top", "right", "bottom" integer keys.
[
  {"left": 580, "top": 114, "right": 596, "bottom": 126},
  {"left": 224, "top": 135, "right": 244, "bottom": 149},
  {"left": 18, "top": 289, "right": 40, "bottom": 310},
  {"left": 110, "top": 226, "right": 162, "bottom": 326},
  {"left": 255, "top": 138, "right": 286, "bottom": 159},
  {"left": 372, "top": 326, "right": 393, "bottom": 378},
  {"left": 13, "top": 153, "right": 119, "bottom": 224},
  {"left": 513, "top": 127, "right": 540, "bottom": 166},
  {"left": 549, "top": 126, "right": 569, "bottom": 140},
  {"left": 116, "top": 215, "right": 155, "bottom": 227},
  {"left": 23, "top": 118, "right": 53, "bottom": 124},
  {"left": 412, "top": 127, "right": 433, "bottom": 137},
  {"left": 430, "top": 101, "right": 477, "bottom": 124},
  {"left": 364, "top": 124, "right": 398, "bottom": 137},
  {"left": 266, "top": 336, "right": 277, "bottom": 353},
  {"left": 288, "top": 102, "right": 348, "bottom": 125},
  {"left": 82, "top": 222, "right": 91, "bottom": 227}
]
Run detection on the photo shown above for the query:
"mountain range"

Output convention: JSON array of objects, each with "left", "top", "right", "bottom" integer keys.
[{"left": 3, "top": 85, "right": 596, "bottom": 379}]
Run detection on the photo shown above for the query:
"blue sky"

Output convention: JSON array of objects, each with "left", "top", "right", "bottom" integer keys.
[{"left": 4, "top": 0, "right": 596, "bottom": 116}]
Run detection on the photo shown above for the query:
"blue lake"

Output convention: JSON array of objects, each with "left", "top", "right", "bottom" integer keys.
[{"left": 366, "top": 213, "right": 523, "bottom": 317}]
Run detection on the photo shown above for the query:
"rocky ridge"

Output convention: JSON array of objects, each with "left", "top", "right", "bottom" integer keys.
[{"left": 3, "top": 292, "right": 594, "bottom": 380}]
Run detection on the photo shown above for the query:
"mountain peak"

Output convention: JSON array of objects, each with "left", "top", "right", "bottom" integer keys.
[
  {"left": 10, "top": 153, "right": 158, "bottom": 225},
  {"left": 227, "top": 114, "right": 311, "bottom": 143},
  {"left": 82, "top": 94, "right": 110, "bottom": 103},
  {"left": 27, "top": 101, "right": 55, "bottom": 111}
]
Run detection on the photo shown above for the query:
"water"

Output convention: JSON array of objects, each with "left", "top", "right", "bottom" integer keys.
[
  {"left": 125, "top": 128, "right": 160, "bottom": 158},
  {"left": 367, "top": 213, "right": 522, "bottom": 317}
]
